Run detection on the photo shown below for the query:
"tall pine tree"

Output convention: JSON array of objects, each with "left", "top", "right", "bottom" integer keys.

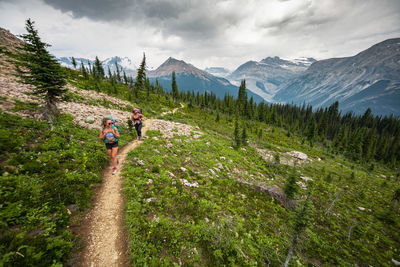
[
  {"left": 10, "top": 19, "right": 67, "bottom": 122},
  {"left": 134, "top": 53, "right": 146, "bottom": 96},
  {"left": 171, "top": 71, "right": 179, "bottom": 102}
]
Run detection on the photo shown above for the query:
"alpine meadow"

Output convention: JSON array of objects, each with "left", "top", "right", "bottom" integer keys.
[{"left": 0, "top": 12, "right": 400, "bottom": 267}]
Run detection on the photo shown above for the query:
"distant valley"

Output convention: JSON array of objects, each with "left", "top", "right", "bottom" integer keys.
[{"left": 57, "top": 38, "right": 400, "bottom": 116}]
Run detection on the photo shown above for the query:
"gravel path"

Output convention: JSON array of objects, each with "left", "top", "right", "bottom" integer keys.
[{"left": 77, "top": 105, "right": 182, "bottom": 267}]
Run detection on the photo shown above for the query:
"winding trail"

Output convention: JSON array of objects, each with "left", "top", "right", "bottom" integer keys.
[{"left": 77, "top": 105, "right": 182, "bottom": 267}]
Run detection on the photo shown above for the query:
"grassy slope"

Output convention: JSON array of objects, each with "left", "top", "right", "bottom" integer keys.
[
  {"left": 123, "top": 106, "right": 399, "bottom": 266},
  {"left": 0, "top": 67, "right": 398, "bottom": 265},
  {"left": 0, "top": 70, "right": 178, "bottom": 266}
]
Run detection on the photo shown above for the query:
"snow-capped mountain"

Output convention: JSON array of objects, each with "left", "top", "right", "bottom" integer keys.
[
  {"left": 57, "top": 56, "right": 137, "bottom": 76},
  {"left": 147, "top": 57, "right": 264, "bottom": 102},
  {"left": 274, "top": 38, "right": 400, "bottom": 116},
  {"left": 227, "top": 56, "right": 316, "bottom": 102},
  {"left": 204, "top": 67, "right": 231, "bottom": 78}
]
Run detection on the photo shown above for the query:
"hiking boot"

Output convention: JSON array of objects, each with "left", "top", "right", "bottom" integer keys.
[
  {"left": 138, "top": 136, "right": 142, "bottom": 140},
  {"left": 112, "top": 167, "right": 117, "bottom": 175}
]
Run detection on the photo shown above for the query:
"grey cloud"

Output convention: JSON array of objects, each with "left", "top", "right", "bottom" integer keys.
[
  {"left": 143, "top": 1, "right": 185, "bottom": 20},
  {"left": 258, "top": 2, "right": 336, "bottom": 33},
  {"left": 41, "top": 0, "right": 240, "bottom": 40},
  {"left": 43, "top": 0, "right": 138, "bottom": 22}
]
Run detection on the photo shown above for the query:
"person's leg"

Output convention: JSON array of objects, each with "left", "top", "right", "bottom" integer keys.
[
  {"left": 137, "top": 123, "right": 143, "bottom": 139},
  {"left": 135, "top": 123, "right": 140, "bottom": 139},
  {"left": 111, "top": 146, "right": 118, "bottom": 167},
  {"left": 106, "top": 143, "right": 112, "bottom": 159}
]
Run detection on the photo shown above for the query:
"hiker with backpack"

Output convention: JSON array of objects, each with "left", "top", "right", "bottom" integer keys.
[
  {"left": 130, "top": 108, "right": 144, "bottom": 140},
  {"left": 99, "top": 117, "right": 120, "bottom": 175}
]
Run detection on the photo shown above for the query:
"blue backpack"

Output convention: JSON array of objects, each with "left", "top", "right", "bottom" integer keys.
[{"left": 103, "top": 116, "right": 121, "bottom": 143}]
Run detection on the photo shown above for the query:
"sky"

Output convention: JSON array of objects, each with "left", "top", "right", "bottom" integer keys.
[{"left": 0, "top": 0, "right": 399, "bottom": 70}]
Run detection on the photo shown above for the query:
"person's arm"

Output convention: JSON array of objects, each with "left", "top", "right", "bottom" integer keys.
[
  {"left": 113, "top": 127, "right": 120, "bottom": 139},
  {"left": 99, "top": 128, "right": 105, "bottom": 140}
]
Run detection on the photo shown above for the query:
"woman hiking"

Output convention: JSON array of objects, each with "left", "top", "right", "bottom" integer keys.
[
  {"left": 99, "top": 117, "right": 120, "bottom": 175},
  {"left": 130, "top": 108, "right": 144, "bottom": 140}
]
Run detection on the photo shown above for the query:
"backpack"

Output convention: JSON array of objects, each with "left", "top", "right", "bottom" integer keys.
[{"left": 103, "top": 116, "right": 121, "bottom": 143}]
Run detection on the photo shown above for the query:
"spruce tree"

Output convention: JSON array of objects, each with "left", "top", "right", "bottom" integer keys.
[
  {"left": 284, "top": 168, "right": 299, "bottom": 200},
  {"left": 10, "top": 19, "right": 67, "bottom": 122},
  {"left": 284, "top": 194, "right": 314, "bottom": 267},
  {"left": 241, "top": 122, "right": 248, "bottom": 146},
  {"left": 80, "top": 61, "right": 88, "bottom": 79},
  {"left": 123, "top": 71, "right": 128, "bottom": 85},
  {"left": 257, "top": 128, "right": 263, "bottom": 142},
  {"left": 233, "top": 116, "right": 240, "bottom": 148},
  {"left": 107, "top": 66, "right": 112, "bottom": 80},
  {"left": 237, "top": 80, "right": 247, "bottom": 115},
  {"left": 115, "top": 61, "right": 121, "bottom": 82},
  {"left": 93, "top": 56, "right": 104, "bottom": 78},
  {"left": 135, "top": 53, "right": 146, "bottom": 94},
  {"left": 87, "top": 61, "right": 92, "bottom": 75},
  {"left": 171, "top": 71, "right": 179, "bottom": 102},
  {"left": 71, "top": 56, "right": 77, "bottom": 69},
  {"left": 216, "top": 109, "right": 220, "bottom": 122}
]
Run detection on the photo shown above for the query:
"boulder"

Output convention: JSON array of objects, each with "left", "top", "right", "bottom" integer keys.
[
  {"left": 300, "top": 176, "right": 313, "bottom": 182},
  {"left": 287, "top": 151, "right": 308, "bottom": 161}
]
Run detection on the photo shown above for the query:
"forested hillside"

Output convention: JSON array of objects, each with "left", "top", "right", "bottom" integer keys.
[{"left": 1, "top": 22, "right": 399, "bottom": 266}]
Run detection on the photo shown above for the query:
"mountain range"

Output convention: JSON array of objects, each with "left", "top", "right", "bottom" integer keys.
[
  {"left": 42, "top": 29, "right": 400, "bottom": 116},
  {"left": 274, "top": 38, "right": 400, "bottom": 116},
  {"left": 58, "top": 56, "right": 137, "bottom": 76},
  {"left": 227, "top": 57, "right": 316, "bottom": 102},
  {"left": 147, "top": 57, "right": 265, "bottom": 102}
]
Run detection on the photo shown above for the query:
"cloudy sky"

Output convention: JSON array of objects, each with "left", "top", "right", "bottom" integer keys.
[{"left": 0, "top": 0, "right": 399, "bottom": 70}]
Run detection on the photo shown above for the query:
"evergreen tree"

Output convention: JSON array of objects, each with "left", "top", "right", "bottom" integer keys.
[
  {"left": 145, "top": 78, "right": 151, "bottom": 100},
  {"left": 171, "top": 71, "right": 179, "bottom": 102},
  {"left": 306, "top": 117, "right": 317, "bottom": 146},
  {"left": 71, "top": 56, "right": 77, "bottom": 69},
  {"left": 241, "top": 122, "right": 248, "bottom": 146},
  {"left": 93, "top": 56, "right": 104, "bottom": 78},
  {"left": 284, "top": 168, "right": 299, "bottom": 200},
  {"left": 10, "top": 19, "right": 67, "bottom": 122},
  {"left": 215, "top": 109, "right": 220, "bottom": 122},
  {"left": 80, "top": 61, "right": 88, "bottom": 79},
  {"left": 87, "top": 61, "right": 92, "bottom": 75},
  {"left": 257, "top": 128, "right": 263, "bottom": 142},
  {"left": 123, "top": 71, "right": 128, "bottom": 85},
  {"left": 135, "top": 53, "right": 146, "bottom": 94},
  {"left": 233, "top": 116, "right": 240, "bottom": 148},
  {"left": 107, "top": 66, "right": 112, "bottom": 80},
  {"left": 237, "top": 80, "right": 247, "bottom": 115},
  {"left": 284, "top": 194, "right": 314, "bottom": 267},
  {"left": 115, "top": 61, "right": 121, "bottom": 82}
]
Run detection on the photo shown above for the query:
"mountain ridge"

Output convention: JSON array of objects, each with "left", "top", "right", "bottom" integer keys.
[
  {"left": 227, "top": 56, "right": 316, "bottom": 101},
  {"left": 148, "top": 57, "right": 266, "bottom": 102},
  {"left": 274, "top": 38, "right": 400, "bottom": 116}
]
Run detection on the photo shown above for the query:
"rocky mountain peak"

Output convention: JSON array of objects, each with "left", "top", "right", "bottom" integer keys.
[{"left": 148, "top": 57, "right": 206, "bottom": 78}]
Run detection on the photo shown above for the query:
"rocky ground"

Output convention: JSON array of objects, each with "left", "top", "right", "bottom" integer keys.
[
  {"left": 146, "top": 119, "right": 203, "bottom": 139},
  {"left": 0, "top": 74, "right": 134, "bottom": 129}
]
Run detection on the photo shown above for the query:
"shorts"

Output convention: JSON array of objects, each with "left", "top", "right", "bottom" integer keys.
[{"left": 105, "top": 141, "right": 119, "bottom": 150}]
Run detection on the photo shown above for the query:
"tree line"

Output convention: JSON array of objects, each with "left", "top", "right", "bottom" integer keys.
[
  {"left": 176, "top": 81, "right": 399, "bottom": 166},
  {"left": 8, "top": 19, "right": 398, "bottom": 166}
]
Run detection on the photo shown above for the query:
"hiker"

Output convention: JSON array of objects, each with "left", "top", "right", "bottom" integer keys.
[
  {"left": 99, "top": 117, "right": 120, "bottom": 175},
  {"left": 130, "top": 108, "right": 144, "bottom": 140}
]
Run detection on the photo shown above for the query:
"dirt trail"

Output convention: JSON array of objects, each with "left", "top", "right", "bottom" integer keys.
[{"left": 77, "top": 104, "right": 182, "bottom": 267}]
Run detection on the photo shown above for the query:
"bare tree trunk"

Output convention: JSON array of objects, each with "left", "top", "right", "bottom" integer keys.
[
  {"left": 284, "top": 235, "right": 298, "bottom": 267},
  {"left": 43, "top": 96, "right": 59, "bottom": 123},
  {"left": 325, "top": 190, "right": 344, "bottom": 216},
  {"left": 348, "top": 225, "right": 354, "bottom": 240}
]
